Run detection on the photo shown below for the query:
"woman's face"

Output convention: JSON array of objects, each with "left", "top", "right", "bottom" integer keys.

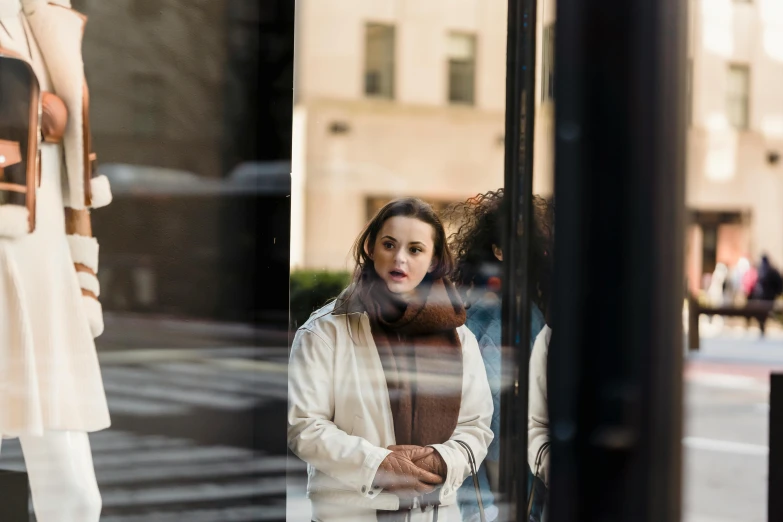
[{"left": 371, "top": 216, "right": 436, "bottom": 297}]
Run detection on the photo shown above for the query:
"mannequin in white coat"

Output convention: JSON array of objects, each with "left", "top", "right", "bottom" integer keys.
[{"left": 0, "top": 1, "right": 108, "bottom": 520}]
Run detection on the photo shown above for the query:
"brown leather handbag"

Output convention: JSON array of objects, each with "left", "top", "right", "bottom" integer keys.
[{"left": 0, "top": 49, "right": 41, "bottom": 235}]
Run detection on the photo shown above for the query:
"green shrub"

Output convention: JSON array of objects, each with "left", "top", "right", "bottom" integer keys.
[{"left": 290, "top": 270, "right": 351, "bottom": 328}]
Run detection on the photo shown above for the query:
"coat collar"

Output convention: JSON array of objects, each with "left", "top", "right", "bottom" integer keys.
[{"left": 25, "top": 1, "right": 87, "bottom": 209}]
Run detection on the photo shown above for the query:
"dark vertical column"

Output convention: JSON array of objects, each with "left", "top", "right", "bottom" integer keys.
[
  {"left": 689, "top": 293, "right": 700, "bottom": 350},
  {"left": 500, "top": 0, "right": 538, "bottom": 519},
  {"left": 770, "top": 374, "right": 783, "bottom": 522},
  {"left": 0, "top": 470, "right": 29, "bottom": 521},
  {"left": 548, "top": 0, "right": 687, "bottom": 520}
]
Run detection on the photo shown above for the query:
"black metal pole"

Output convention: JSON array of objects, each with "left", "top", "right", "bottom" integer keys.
[
  {"left": 770, "top": 374, "right": 783, "bottom": 522},
  {"left": 548, "top": 0, "right": 687, "bottom": 519},
  {"left": 500, "top": 0, "right": 538, "bottom": 519},
  {"left": 0, "top": 469, "right": 29, "bottom": 521}
]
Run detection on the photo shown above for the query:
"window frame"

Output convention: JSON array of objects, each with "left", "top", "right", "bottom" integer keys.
[
  {"left": 363, "top": 22, "right": 396, "bottom": 100},
  {"left": 726, "top": 63, "right": 751, "bottom": 131},
  {"left": 446, "top": 31, "right": 478, "bottom": 106}
]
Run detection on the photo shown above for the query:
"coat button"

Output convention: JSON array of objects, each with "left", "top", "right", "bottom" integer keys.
[{"left": 361, "top": 486, "right": 367, "bottom": 493}]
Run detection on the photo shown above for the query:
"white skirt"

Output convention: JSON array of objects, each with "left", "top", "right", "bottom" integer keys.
[{"left": 0, "top": 142, "right": 110, "bottom": 436}]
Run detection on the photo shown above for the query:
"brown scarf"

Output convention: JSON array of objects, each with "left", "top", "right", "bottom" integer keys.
[{"left": 359, "top": 278, "right": 466, "bottom": 521}]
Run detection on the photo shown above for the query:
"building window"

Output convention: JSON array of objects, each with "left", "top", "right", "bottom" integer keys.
[
  {"left": 130, "top": 0, "right": 160, "bottom": 20},
  {"left": 132, "top": 74, "right": 164, "bottom": 136},
  {"left": 447, "top": 33, "right": 476, "bottom": 105},
  {"left": 364, "top": 23, "right": 395, "bottom": 99},
  {"left": 726, "top": 64, "right": 750, "bottom": 130},
  {"left": 541, "top": 24, "right": 555, "bottom": 102}
]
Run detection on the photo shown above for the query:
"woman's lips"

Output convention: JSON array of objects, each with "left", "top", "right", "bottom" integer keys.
[{"left": 389, "top": 270, "right": 407, "bottom": 281}]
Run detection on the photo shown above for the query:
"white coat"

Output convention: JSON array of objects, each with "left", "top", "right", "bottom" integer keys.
[
  {"left": 288, "top": 298, "right": 494, "bottom": 522},
  {"left": 0, "top": 0, "right": 110, "bottom": 436},
  {"left": 528, "top": 325, "right": 551, "bottom": 486}
]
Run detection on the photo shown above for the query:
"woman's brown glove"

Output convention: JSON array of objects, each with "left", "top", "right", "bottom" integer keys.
[
  {"left": 410, "top": 449, "right": 448, "bottom": 480},
  {"left": 374, "top": 446, "right": 443, "bottom": 498}
]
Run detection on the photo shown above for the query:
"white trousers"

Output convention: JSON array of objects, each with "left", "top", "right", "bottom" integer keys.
[{"left": 0, "top": 431, "right": 102, "bottom": 522}]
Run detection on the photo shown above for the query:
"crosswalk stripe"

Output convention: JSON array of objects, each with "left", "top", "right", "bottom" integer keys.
[
  {"left": 683, "top": 436, "right": 768, "bottom": 456},
  {"left": 94, "top": 446, "right": 253, "bottom": 468},
  {"left": 101, "top": 505, "right": 272, "bottom": 522},
  {"left": 97, "top": 455, "right": 304, "bottom": 486},
  {"left": 0, "top": 434, "right": 190, "bottom": 460},
  {"left": 107, "top": 395, "right": 191, "bottom": 416},
  {"left": 102, "top": 478, "right": 286, "bottom": 507},
  {"left": 102, "top": 366, "right": 271, "bottom": 397},
  {"left": 98, "top": 347, "right": 272, "bottom": 365},
  {"left": 102, "top": 379, "right": 259, "bottom": 410}
]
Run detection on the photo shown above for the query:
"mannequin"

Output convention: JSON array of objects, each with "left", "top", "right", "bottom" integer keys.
[{"left": 0, "top": 1, "right": 112, "bottom": 520}]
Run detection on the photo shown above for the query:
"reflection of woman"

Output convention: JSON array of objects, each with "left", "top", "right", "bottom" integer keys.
[
  {"left": 528, "top": 324, "right": 551, "bottom": 487},
  {"left": 288, "top": 198, "right": 493, "bottom": 522},
  {"left": 447, "top": 190, "right": 554, "bottom": 522},
  {"left": 0, "top": 2, "right": 113, "bottom": 521}
]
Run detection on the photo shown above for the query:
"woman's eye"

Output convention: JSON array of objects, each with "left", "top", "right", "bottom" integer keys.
[
  {"left": 383, "top": 242, "right": 394, "bottom": 249},
  {"left": 410, "top": 247, "right": 422, "bottom": 254}
]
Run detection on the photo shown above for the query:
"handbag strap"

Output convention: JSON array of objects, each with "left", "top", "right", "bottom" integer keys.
[
  {"left": 534, "top": 441, "right": 550, "bottom": 475},
  {"left": 526, "top": 440, "right": 551, "bottom": 519},
  {"left": 454, "top": 440, "right": 487, "bottom": 522}
]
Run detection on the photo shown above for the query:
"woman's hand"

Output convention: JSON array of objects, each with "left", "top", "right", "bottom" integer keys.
[
  {"left": 374, "top": 446, "right": 443, "bottom": 498},
  {"left": 408, "top": 448, "right": 448, "bottom": 480},
  {"left": 387, "top": 445, "right": 448, "bottom": 485}
]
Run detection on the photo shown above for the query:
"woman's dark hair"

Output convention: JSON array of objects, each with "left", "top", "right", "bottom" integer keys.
[
  {"left": 351, "top": 197, "right": 455, "bottom": 289},
  {"left": 446, "top": 189, "right": 555, "bottom": 314}
]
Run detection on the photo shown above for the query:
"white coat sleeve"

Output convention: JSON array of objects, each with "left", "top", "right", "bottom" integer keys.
[
  {"left": 429, "top": 328, "right": 494, "bottom": 500},
  {"left": 528, "top": 325, "right": 551, "bottom": 486},
  {"left": 287, "top": 327, "right": 392, "bottom": 498}
]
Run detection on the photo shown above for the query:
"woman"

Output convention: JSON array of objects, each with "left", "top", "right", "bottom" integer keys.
[
  {"left": 447, "top": 190, "right": 554, "bottom": 522},
  {"left": 288, "top": 198, "right": 493, "bottom": 522},
  {"left": 528, "top": 322, "right": 551, "bottom": 494},
  {"left": 0, "top": 1, "right": 111, "bottom": 521}
]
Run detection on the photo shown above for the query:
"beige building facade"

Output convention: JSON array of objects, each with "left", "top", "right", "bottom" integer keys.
[
  {"left": 292, "top": 0, "right": 509, "bottom": 270},
  {"left": 686, "top": 0, "right": 783, "bottom": 291},
  {"left": 293, "top": 0, "right": 783, "bottom": 279}
]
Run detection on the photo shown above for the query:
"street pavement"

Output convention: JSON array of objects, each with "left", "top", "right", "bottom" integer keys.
[
  {"left": 0, "top": 312, "right": 777, "bottom": 521},
  {"left": 682, "top": 319, "right": 783, "bottom": 522},
  {"left": 0, "top": 313, "right": 296, "bottom": 522}
]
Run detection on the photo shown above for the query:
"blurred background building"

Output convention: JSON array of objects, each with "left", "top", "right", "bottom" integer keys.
[
  {"left": 686, "top": 0, "right": 783, "bottom": 293},
  {"left": 74, "top": 0, "right": 229, "bottom": 177},
  {"left": 71, "top": 0, "right": 273, "bottom": 178},
  {"left": 68, "top": 0, "right": 292, "bottom": 322},
  {"left": 291, "top": 0, "right": 510, "bottom": 270},
  {"left": 292, "top": 0, "right": 783, "bottom": 285}
]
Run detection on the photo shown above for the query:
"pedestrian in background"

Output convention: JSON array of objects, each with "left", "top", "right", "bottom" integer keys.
[{"left": 751, "top": 254, "right": 783, "bottom": 301}]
